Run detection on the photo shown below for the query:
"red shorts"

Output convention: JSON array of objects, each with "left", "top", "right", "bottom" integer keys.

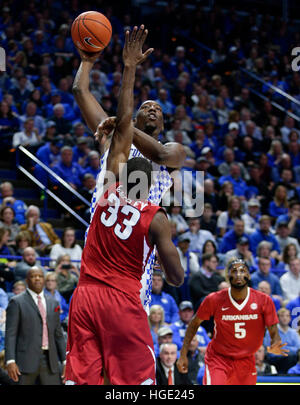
[
  {"left": 203, "top": 345, "right": 257, "bottom": 385},
  {"left": 65, "top": 281, "right": 156, "bottom": 385}
]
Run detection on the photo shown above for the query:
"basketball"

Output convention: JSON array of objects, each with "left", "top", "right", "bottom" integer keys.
[{"left": 71, "top": 11, "right": 112, "bottom": 53}]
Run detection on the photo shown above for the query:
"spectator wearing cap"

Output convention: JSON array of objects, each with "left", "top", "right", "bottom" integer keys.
[
  {"left": 150, "top": 271, "right": 180, "bottom": 325},
  {"left": 219, "top": 219, "right": 248, "bottom": 254},
  {"left": 35, "top": 136, "right": 64, "bottom": 185},
  {"left": 170, "top": 301, "right": 210, "bottom": 352},
  {"left": 72, "top": 136, "right": 92, "bottom": 167},
  {"left": 195, "top": 157, "right": 215, "bottom": 181},
  {"left": 242, "top": 198, "right": 261, "bottom": 235},
  {"left": 43, "top": 121, "right": 57, "bottom": 142},
  {"left": 176, "top": 233, "right": 200, "bottom": 302},
  {"left": 189, "top": 253, "right": 225, "bottom": 310},
  {"left": 154, "top": 326, "right": 175, "bottom": 357},
  {"left": 224, "top": 236, "right": 256, "bottom": 272},
  {"left": 276, "top": 220, "right": 300, "bottom": 259},
  {"left": 200, "top": 146, "right": 219, "bottom": 178}
]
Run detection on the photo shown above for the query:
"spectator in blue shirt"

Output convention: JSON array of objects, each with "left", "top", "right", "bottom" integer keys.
[
  {"left": 218, "top": 162, "right": 248, "bottom": 197},
  {"left": 0, "top": 287, "right": 8, "bottom": 311},
  {"left": 51, "top": 146, "right": 85, "bottom": 190},
  {"left": 35, "top": 136, "right": 64, "bottom": 185},
  {"left": 268, "top": 184, "right": 289, "bottom": 219},
  {"left": 249, "top": 215, "right": 281, "bottom": 258},
  {"left": 150, "top": 271, "right": 179, "bottom": 324},
  {"left": 0, "top": 181, "right": 27, "bottom": 225},
  {"left": 287, "top": 349, "right": 300, "bottom": 375},
  {"left": 251, "top": 257, "right": 283, "bottom": 303},
  {"left": 170, "top": 300, "right": 210, "bottom": 351},
  {"left": 285, "top": 294, "right": 300, "bottom": 330},
  {"left": 257, "top": 280, "right": 281, "bottom": 312},
  {"left": 155, "top": 88, "right": 175, "bottom": 118},
  {"left": 83, "top": 151, "right": 101, "bottom": 179},
  {"left": 264, "top": 308, "right": 300, "bottom": 373},
  {"left": 219, "top": 219, "right": 249, "bottom": 254}
]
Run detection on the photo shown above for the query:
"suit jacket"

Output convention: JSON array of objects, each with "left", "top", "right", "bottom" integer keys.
[
  {"left": 155, "top": 357, "right": 192, "bottom": 385},
  {"left": 20, "top": 222, "right": 61, "bottom": 247},
  {"left": 5, "top": 290, "right": 66, "bottom": 374}
]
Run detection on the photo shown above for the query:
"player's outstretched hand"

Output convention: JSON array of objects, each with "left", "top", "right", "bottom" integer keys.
[
  {"left": 176, "top": 356, "right": 188, "bottom": 374},
  {"left": 123, "top": 25, "right": 154, "bottom": 67},
  {"left": 76, "top": 47, "right": 102, "bottom": 63},
  {"left": 267, "top": 341, "right": 289, "bottom": 356}
]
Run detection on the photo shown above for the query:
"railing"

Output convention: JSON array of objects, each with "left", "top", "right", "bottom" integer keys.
[
  {"left": 0, "top": 254, "right": 81, "bottom": 267},
  {"left": 16, "top": 146, "right": 90, "bottom": 228}
]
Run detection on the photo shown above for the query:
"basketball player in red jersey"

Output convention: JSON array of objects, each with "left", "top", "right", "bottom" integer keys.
[
  {"left": 65, "top": 25, "right": 184, "bottom": 386},
  {"left": 177, "top": 258, "right": 289, "bottom": 385}
]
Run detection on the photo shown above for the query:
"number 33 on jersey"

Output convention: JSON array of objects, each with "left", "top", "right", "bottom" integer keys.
[{"left": 79, "top": 183, "right": 164, "bottom": 298}]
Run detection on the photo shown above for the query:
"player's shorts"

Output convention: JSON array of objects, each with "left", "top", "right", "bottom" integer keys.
[
  {"left": 65, "top": 279, "right": 156, "bottom": 385},
  {"left": 203, "top": 344, "right": 257, "bottom": 385}
]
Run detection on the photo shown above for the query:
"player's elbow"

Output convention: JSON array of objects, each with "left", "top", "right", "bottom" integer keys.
[
  {"left": 72, "top": 84, "right": 84, "bottom": 96},
  {"left": 165, "top": 267, "right": 185, "bottom": 287}
]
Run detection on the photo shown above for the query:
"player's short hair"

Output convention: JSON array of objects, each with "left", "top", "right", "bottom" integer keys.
[{"left": 123, "top": 157, "right": 152, "bottom": 196}]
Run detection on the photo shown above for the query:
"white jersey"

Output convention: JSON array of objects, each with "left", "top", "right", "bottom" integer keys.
[{"left": 85, "top": 144, "right": 173, "bottom": 313}]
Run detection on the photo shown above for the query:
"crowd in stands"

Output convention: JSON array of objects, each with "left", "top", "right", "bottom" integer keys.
[{"left": 0, "top": 0, "right": 300, "bottom": 383}]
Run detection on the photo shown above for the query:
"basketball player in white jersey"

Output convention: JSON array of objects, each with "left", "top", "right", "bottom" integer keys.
[{"left": 72, "top": 44, "right": 186, "bottom": 313}]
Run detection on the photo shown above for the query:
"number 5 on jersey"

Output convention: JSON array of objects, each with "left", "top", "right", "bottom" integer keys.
[
  {"left": 234, "top": 322, "right": 246, "bottom": 339},
  {"left": 100, "top": 193, "right": 141, "bottom": 240}
]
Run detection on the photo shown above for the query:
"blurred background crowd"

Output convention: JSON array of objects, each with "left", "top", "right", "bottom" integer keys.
[{"left": 0, "top": 0, "right": 300, "bottom": 384}]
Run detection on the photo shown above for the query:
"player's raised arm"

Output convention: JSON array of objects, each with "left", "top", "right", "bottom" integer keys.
[
  {"left": 148, "top": 210, "right": 184, "bottom": 287},
  {"left": 106, "top": 25, "right": 153, "bottom": 178},
  {"left": 72, "top": 49, "right": 108, "bottom": 134}
]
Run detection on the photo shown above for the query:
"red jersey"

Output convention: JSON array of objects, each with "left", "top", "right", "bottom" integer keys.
[
  {"left": 79, "top": 183, "right": 163, "bottom": 298},
  {"left": 196, "top": 287, "right": 278, "bottom": 359}
]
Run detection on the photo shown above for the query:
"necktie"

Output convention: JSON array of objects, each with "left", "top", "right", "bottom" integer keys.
[
  {"left": 168, "top": 368, "right": 173, "bottom": 385},
  {"left": 37, "top": 295, "right": 49, "bottom": 349},
  {"left": 33, "top": 225, "right": 42, "bottom": 246}
]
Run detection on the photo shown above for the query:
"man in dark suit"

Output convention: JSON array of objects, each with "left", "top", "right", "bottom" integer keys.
[
  {"left": 5, "top": 266, "right": 66, "bottom": 385},
  {"left": 156, "top": 343, "right": 192, "bottom": 385}
]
